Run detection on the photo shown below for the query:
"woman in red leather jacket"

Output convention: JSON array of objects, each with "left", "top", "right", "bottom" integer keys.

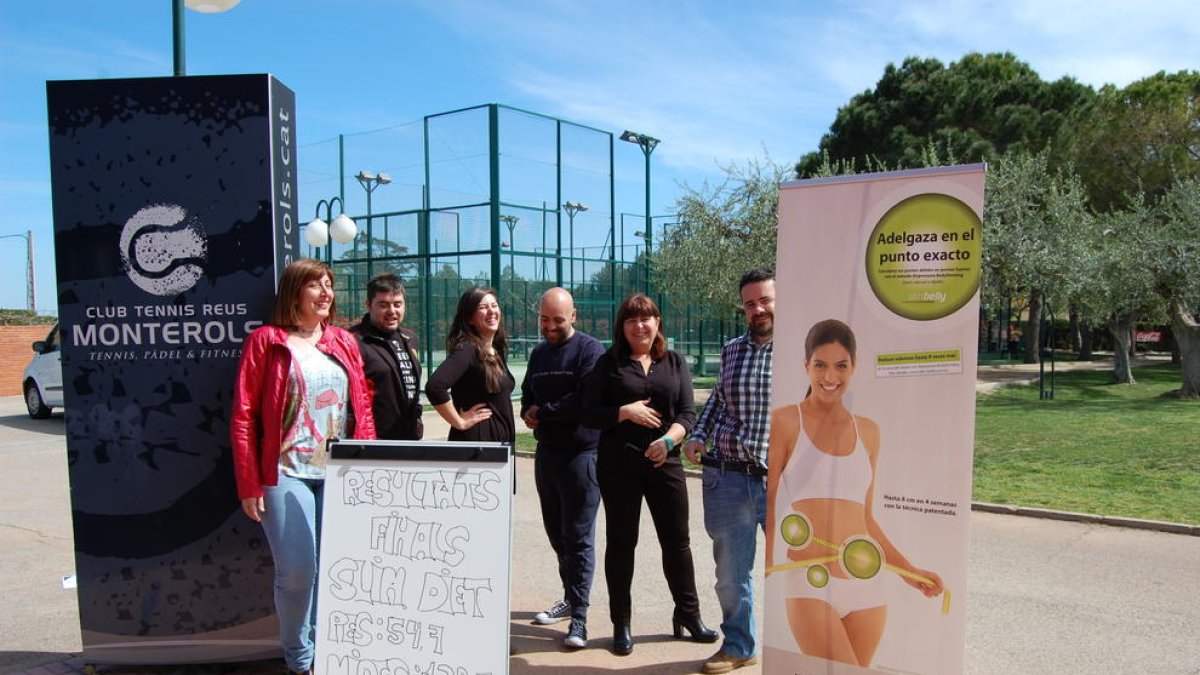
[{"left": 230, "top": 258, "right": 375, "bottom": 675}]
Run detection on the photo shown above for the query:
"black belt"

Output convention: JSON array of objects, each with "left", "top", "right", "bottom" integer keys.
[{"left": 699, "top": 455, "right": 767, "bottom": 477}]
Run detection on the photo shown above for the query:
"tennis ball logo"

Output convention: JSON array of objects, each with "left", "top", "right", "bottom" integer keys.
[{"left": 119, "top": 204, "right": 208, "bottom": 296}]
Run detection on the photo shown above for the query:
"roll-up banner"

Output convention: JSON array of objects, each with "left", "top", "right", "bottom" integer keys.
[
  {"left": 764, "top": 165, "right": 985, "bottom": 674},
  {"left": 46, "top": 74, "right": 298, "bottom": 664},
  {"left": 317, "top": 441, "right": 514, "bottom": 675}
]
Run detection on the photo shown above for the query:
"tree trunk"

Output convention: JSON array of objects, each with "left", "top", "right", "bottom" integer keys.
[
  {"left": 1109, "top": 312, "right": 1136, "bottom": 384},
  {"left": 1068, "top": 306, "right": 1081, "bottom": 353},
  {"left": 1079, "top": 324, "right": 1094, "bottom": 360},
  {"left": 1168, "top": 303, "right": 1200, "bottom": 399},
  {"left": 1024, "top": 288, "right": 1042, "bottom": 365}
]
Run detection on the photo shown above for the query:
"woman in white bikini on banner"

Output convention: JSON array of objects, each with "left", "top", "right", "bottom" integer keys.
[{"left": 765, "top": 319, "right": 944, "bottom": 668}]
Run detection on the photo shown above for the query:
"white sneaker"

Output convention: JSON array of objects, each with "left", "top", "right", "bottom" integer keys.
[{"left": 535, "top": 599, "right": 571, "bottom": 625}]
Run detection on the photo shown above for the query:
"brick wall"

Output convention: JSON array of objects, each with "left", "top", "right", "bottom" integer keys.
[{"left": 0, "top": 325, "right": 54, "bottom": 396}]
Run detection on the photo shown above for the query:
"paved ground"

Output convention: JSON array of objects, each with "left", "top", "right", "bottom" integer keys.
[{"left": 4, "top": 354, "right": 1197, "bottom": 674}]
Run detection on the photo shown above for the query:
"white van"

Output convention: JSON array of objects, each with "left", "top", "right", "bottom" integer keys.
[{"left": 23, "top": 322, "right": 63, "bottom": 419}]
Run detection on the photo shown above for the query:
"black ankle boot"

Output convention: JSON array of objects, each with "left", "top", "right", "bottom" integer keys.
[
  {"left": 672, "top": 613, "right": 719, "bottom": 643},
  {"left": 612, "top": 622, "right": 633, "bottom": 655}
]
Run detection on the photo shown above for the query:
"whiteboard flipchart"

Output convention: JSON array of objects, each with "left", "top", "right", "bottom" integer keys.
[{"left": 315, "top": 440, "right": 513, "bottom": 675}]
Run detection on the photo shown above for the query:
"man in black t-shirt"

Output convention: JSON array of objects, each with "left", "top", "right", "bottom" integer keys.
[{"left": 351, "top": 273, "right": 423, "bottom": 440}]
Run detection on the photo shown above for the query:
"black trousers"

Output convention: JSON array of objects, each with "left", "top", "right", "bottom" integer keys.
[
  {"left": 597, "top": 446, "right": 701, "bottom": 624},
  {"left": 534, "top": 446, "right": 601, "bottom": 621}
]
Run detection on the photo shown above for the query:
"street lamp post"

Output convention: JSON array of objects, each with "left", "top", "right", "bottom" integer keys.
[
  {"left": 0, "top": 231, "right": 35, "bottom": 313},
  {"left": 355, "top": 170, "right": 392, "bottom": 280},
  {"left": 620, "top": 130, "right": 660, "bottom": 294},
  {"left": 306, "top": 197, "right": 357, "bottom": 264},
  {"left": 173, "top": 0, "right": 185, "bottom": 76},
  {"left": 500, "top": 214, "right": 519, "bottom": 335},
  {"left": 307, "top": 198, "right": 357, "bottom": 312},
  {"left": 500, "top": 215, "right": 519, "bottom": 281},
  {"left": 633, "top": 230, "right": 650, "bottom": 293},
  {"left": 171, "top": 0, "right": 241, "bottom": 77},
  {"left": 563, "top": 201, "right": 588, "bottom": 289}
]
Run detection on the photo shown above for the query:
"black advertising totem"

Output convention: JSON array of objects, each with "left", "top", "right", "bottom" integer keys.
[{"left": 46, "top": 74, "right": 299, "bottom": 663}]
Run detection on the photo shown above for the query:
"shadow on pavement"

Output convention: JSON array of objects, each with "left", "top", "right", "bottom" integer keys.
[
  {"left": 0, "top": 412, "right": 66, "bottom": 436},
  {"left": 87, "top": 661, "right": 284, "bottom": 674},
  {"left": 510, "top": 655, "right": 709, "bottom": 675},
  {"left": 0, "top": 651, "right": 77, "bottom": 671},
  {"left": 1, "top": 654, "right": 286, "bottom": 675},
  {"left": 510, "top": 617, "right": 721, "bottom": 674}
]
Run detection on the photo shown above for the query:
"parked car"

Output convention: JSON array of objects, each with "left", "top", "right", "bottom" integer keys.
[{"left": 23, "top": 322, "right": 63, "bottom": 419}]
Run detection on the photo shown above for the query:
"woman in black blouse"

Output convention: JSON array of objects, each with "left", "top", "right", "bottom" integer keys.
[
  {"left": 582, "top": 293, "right": 717, "bottom": 655},
  {"left": 425, "top": 286, "right": 515, "bottom": 444}
]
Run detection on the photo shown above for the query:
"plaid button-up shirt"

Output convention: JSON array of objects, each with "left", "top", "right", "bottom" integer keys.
[{"left": 690, "top": 332, "right": 773, "bottom": 467}]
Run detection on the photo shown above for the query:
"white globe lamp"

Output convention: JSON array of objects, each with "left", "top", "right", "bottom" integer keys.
[
  {"left": 330, "top": 214, "right": 358, "bottom": 244},
  {"left": 305, "top": 218, "right": 329, "bottom": 247}
]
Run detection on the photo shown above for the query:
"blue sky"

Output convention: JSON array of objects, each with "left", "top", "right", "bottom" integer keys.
[{"left": 1, "top": 0, "right": 1197, "bottom": 312}]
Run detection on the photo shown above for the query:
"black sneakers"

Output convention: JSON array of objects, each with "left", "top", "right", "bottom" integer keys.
[
  {"left": 534, "top": 599, "right": 571, "bottom": 625},
  {"left": 563, "top": 618, "right": 587, "bottom": 649}
]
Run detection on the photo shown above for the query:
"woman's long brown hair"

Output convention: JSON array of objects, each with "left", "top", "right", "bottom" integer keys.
[{"left": 446, "top": 286, "right": 510, "bottom": 393}]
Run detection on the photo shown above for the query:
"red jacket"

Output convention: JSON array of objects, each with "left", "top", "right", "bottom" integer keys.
[{"left": 231, "top": 324, "right": 376, "bottom": 500}]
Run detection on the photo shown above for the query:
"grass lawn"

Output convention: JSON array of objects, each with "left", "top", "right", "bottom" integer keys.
[{"left": 974, "top": 363, "right": 1200, "bottom": 525}]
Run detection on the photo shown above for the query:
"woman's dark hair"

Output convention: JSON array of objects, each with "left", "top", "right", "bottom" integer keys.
[
  {"left": 804, "top": 318, "right": 857, "bottom": 364},
  {"left": 446, "top": 286, "right": 509, "bottom": 393},
  {"left": 269, "top": 258, "right": 336, "bottom": 328},
  {"left": 611, "top": 293, "right": 667, "bottom": 360}
]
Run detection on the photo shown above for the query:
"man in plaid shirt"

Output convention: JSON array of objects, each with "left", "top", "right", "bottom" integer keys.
[{"left": 684, "top": 266, "right": 775, "bottom": 674}]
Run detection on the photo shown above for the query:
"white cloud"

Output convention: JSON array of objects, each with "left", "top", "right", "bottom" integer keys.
[
  {"left": 0, "top": 31, "right": 167, "bottom": 80},
  {"left": 875, "top": 0, "right": 1200, "bottom": 87},
  {"left": 436, "top": 0, "right": 1200, "bottom": 178},
  {"left": 12, "top": 0, "right": 1197, "bottom": 220},
  {"left": 425, "top": 2, "right": 831, "bottom": 172}
]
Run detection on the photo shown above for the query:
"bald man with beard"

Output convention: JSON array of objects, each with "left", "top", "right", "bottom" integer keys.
[{"left": 520, "top": 287, "right": 606, "bottom": 650}]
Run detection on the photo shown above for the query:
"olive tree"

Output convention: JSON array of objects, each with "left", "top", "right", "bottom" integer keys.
[
  {"left": 983, "top": 151, "right": 1092, "bottom": 363},
  {"left": 1072, "top": 201, "right": 1164, "bottom": 384},
  {"left": 1153, "top": 179, "right": 1200, "bottom": 397},
  {"left": 1066, "top": 71, "right": 1200, "bottom": 391},
  {"left": 657, "top": 159, "right": 787, "bottom": 316}
]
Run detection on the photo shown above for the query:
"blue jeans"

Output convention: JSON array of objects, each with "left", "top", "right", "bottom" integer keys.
[
  {"left": 260, "top": 474, "right": 324, "bottom": 672},
  {"left": 702, "top": 466, "right": 766, "bottom": 659}
]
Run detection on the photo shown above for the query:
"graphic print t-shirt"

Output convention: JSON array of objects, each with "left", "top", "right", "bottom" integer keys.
[
  {"left": 392, "top": 337, "right": 419, "bottom": 403},
  {"left": 279, "top": 344, "right": 349, "bottom": 479}
]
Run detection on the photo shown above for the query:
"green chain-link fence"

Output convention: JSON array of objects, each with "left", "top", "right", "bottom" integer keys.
[{"left": 299, "top": 104, "right": 738, "bottom": 375}]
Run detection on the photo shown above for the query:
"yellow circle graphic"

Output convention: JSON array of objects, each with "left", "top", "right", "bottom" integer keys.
[
  {"left": 780, "top": 513, "right": 812, "bottom": 548},
  {"left": 842, "top": 538, "right": 882, "bottom": 580},
  {"left": 865, "top": 193, "right": 982, "bottom": 321},
  {"left": 807, "top": 564, "right": 830, "bottom": 589}
]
